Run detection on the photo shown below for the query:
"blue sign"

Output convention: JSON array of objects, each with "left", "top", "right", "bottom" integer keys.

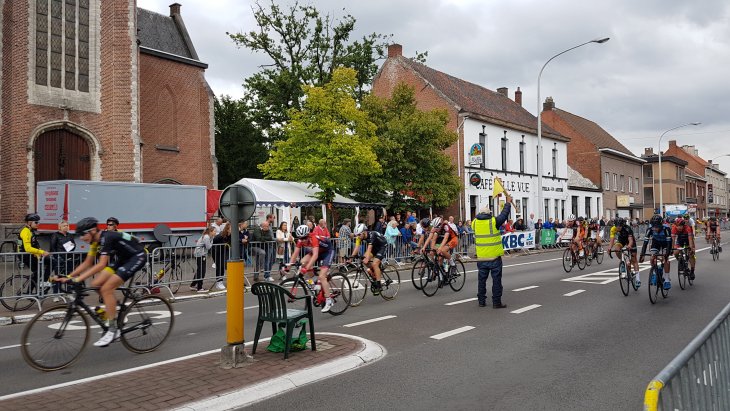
[{"left": 502, "top": 231, "right": 536, "bottom": 250}]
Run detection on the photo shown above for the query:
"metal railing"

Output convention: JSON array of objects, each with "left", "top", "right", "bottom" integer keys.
[{"left": 644, "top": 301, "right": 730, "bottom": 410}]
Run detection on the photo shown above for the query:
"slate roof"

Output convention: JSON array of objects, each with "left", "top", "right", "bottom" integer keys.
[
  {"left": 551, "top": 108, "right": 633, "bottom": 155},
  {"left": 137, "top": 8, "right": 194, "bottom": 60},
  {"left": 399, "top": 58, "right": 566, "bottom": 140},
  {"left": 568, "top": 165, "right": 599, "bottom": 190}
]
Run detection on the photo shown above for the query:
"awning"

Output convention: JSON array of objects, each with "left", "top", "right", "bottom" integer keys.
[{"left": 232, "top": 178, "right": 382, "bottom": 209}]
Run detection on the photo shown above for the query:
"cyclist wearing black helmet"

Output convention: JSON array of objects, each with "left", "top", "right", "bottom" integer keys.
[
  {"left": 18, "top": 213, "right": 52, "bottom": 289},
  {"left": 350, "top": 224, "right": 388, "bottom": 295},
  {"left": 608, "top": 217, "right": 640, "bottom": 287},
  {"left": 61, "top": 217, "right": 146, "bottom": 347},
  {"left": 706, "top": 216, "right": 721, "bottom": 249},
  {"left": 639, "top": 215, "right": 673, "bottom": 280},
  {"left": 671, "top": 216, "right": 696, "bottom": 280}
]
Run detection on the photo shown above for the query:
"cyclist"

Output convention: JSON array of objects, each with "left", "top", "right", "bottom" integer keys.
[
  {"left": 422, "top": 217, "right": 454, "bottom": 269},
  {"left": 556, "top": 215, "right": 578, "bottom": 256},
  {"left": 639, "top": 214, "right": 672, "bottom": 289},
  {"left": 285, "top": 225, "right": 336, "bottom": 313},
  {"left": 432, "top": 217, "right": 460, "bottom": 268},
  {"left": 607, "top": 217, "right": 641, "bottom": 287},
  {"left": 706, "top": 216, "right": 721, "bottom": 251},
  {"left": 671, "top": 217, "right": 696, "bottom": 280},
  {"left": 18, "top": 213, "right": 52, "bottom": 289},
  {"left": 106, "top": 217, "right": 120, "bottom": 231},
  {"left": 416, "top": 218, "right": 433, "bottom": 251},
  {"left": 351, "top": 223, "right": 387, "bottom": 295},
  {"left": 61, "top": 217, "right": 147, "bottom": 347}
]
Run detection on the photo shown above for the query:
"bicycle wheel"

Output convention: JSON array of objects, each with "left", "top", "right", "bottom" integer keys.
[
  {"left": 411, "top": 258, "right": 427, "bottom": 290},
  {"left": 449, "top": 260, "right": 467, "bottom": 292},
  {"left": 562, "top": 249, "right": 574, "bottom": 273},
  {"left": 326, "top": 273, "right": 351, "bottom": 316},
  {"left": 595, "top": 245, "right": 604, "bottom": 264},
  {"left": 379, "top": 264, "right": 401, "bottom": 300},
  {"left": 577, "top": 253, "right": 587, "bottom": 270},
  {"left": 618, "top": 261, "right": 630, "bottom": 296},
  {"left": 648, "top": 268, "right": 659, "bottom": 304},
  {"left": 21, "top": 304, "right": 89, "bottom": 371},
  {"left": 677, "top": 262, "right": 687, "bottom": 290},
  {"left": 1, "top": 274, "right": 36, "bottom": 311},
  {"left": 421, "top": 264, "right": 441, "bottom": 297},
  {"left": 279, "top": 278, "right": 310, "bottom": 312},
  {"left": 119, "top": 295, "right": 174, "bottom": 353},
  {"left": 712, "top": 242, "right": 719, "bottom": 261},
  {"left": 660, "top": 274, "right": 669, "bottom": 298},
  {"left": 348, "top": 268, "right": 368, "bottom": 307}
]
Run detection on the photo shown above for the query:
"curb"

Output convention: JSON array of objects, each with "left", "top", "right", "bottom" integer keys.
[{"left": 173, "top": 333, "right": 386, "bottom": 411}]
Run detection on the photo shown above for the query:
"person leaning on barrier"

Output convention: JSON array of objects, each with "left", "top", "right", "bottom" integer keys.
[
  {"left": 472, "top": 194, "right": 512, "bottom": 309},
  {"left": 49, "top": 220, "right": 78, "bottom": 300},
  {"left": 250, "top": 221, "right": 275, "bottom": 283},
  {"left": 190, "top": 225, "right": 216, "bottom": 292},
  {"left": 18, "top": 213, "right": 53, "bottom": 289},
  {"left": 337, "top": 219, "right": 354, "bottom": 263},
  {"left": 211, "top": 223, "right": 231, "bottom": 291}
]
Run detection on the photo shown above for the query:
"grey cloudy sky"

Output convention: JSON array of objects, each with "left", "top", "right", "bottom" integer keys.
[{"left": 138, "top": 0, "right": 730, "bottom": 173}]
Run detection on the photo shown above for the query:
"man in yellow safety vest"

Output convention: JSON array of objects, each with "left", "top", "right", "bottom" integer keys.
[{"left": 472, "top": 193, "right": 512, "bottom": 308}]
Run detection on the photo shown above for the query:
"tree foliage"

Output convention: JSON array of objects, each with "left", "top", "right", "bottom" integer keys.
[
  {"left": 214, "top": 95, "right": 268, "bottom": 188},
  {"left": 259, "top": 68, "right": 380, "bottom": 203},
  {"left": 354, "top": 84, "right": 462, "bottom": 210}
]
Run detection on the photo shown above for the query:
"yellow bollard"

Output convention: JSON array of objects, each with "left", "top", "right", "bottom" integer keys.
[{"left": 226, "top": 260, "right": 244, "bottom": 345}]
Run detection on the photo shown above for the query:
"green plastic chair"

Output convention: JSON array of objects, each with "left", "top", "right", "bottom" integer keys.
[{"left": 251, "top": 283, "right": 316, "bottom": 359}]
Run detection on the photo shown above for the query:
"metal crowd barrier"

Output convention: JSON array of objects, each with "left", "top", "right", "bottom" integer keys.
[{"left": 644, "top": 301, "right": 730, "bottom": 411}]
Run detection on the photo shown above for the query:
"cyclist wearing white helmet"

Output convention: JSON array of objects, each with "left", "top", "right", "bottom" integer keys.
[
  {"left": 351, "top": 223, "right": 388, "bottom": 295},
  {"left": 423, "top": 216, "right": 459, "bottom": 268},
  {"left": 285, "top": 224, "right": 336, "bottom": 312}
]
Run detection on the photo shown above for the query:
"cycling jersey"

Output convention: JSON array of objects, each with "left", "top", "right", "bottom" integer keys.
[
  {"left": 610, "top": 225, "right": 635, "bottom": 249},
  {"left": 367, "top": 231, "right": 388, "bottom": 258},
  {"left": 641, "top": 226, "right": 672, "bottom": 257},
  {"left": 671, "top": 224, "right": 693, "bottom": 247},
  {"left": 442, "top": 223, "right": 459, "bottom": 249},
  {"left": 88, "top": 231, "right": 146, "bottom": 281},
  {"left": 18, "top": 226, "right": 44, "bottom": 256},
  {"left": 296, "top": 233, "right": 334, "bottom": 267}
]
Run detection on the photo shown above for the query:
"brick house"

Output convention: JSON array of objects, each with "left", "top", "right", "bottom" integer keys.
[
  {"left": 641, "top": 149, "right": 688, "bottom": 218},
  {"left": 372, "top": 44, "right": 569, "bottom": 221},
  {"left": 0, "top": 2, "right": 216, "bottom": 225},
  {"left": 540, "top": 97, "right": 645, "bottom": 220}
]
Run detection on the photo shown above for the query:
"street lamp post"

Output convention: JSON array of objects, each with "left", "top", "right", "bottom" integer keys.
[
  {"left": 657, "top": 122, "right": 701, "bottom": 216},
  {"left": 536, "top": 37, "right": 609, "bottom": 222}
]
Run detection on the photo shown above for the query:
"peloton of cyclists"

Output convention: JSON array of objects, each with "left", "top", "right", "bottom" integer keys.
[{"left": 639, "top": 214, "right": 673, "bottom": 290}]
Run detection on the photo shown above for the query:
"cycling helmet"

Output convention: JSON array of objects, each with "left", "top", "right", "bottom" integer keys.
[
  {"left": 614, "top": 217, "right": 625, "bottom": 227},
  {"left": 683, "top": 213, "right": 690, "bottom": 219},
  {"left": 578, "top": 216, "right": 585, "bottom": 222},
  {"left": 420, "top": 218, "right": 431, "bottom": 228},
  {"left": 106, "top": 217, "right": 120, "bottom": 225},
  {"left": 650, "top": 214, "right": 663, "bottom": 227},
  {"left": 567, "top": 214, "right": 576, "bottom": 221},
  {"left": 294, "top": 224, "right": 310, "bottom": 239},
  {"left": 353, "top": 223, "right": 367, "bottom": 235},
  {"left": 76, "top": 217, "right": 99, "bottom": 233},
  {"left": 674, "top": 217, "right": 685, "bottom": 225},
  {"left": 24, "top": 213, "right": 40, "bottom": 222},
  {"left": 431, "top": 217, "right": 443, "bottom": 228}
]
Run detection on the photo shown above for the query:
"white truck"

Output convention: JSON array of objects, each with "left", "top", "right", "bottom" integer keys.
[{"left": 36, "top": 180, "right": 212, "bottom": 250}]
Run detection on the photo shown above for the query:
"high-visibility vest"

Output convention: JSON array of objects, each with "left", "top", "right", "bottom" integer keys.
[{"left": 473, "top": 218, "right": 503, "bottom": 259}]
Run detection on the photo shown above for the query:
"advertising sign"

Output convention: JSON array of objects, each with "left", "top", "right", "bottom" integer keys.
[
  {"left": 665, "top": 204, "right": 688, "bottom": 217},
  {"left": 708, "top": 183, "right": 714, "bottom": 203},
  {"left": 617, "top": 195, "right": 630, "bottom": 207},
  {"left": 469, "top": 143, "right": 483, "bottom": 165},
  {"left": 502, "top": 230, "right": 536, "bottom": 250}
]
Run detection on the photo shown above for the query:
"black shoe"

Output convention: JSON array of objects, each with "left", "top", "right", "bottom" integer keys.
[
  {"left": 478, "top": 302, "right": 486, "bottom": 307},
  {"left": 493, "top": 303, "right": 507, "bottom": 309},
  {"left": 690, "top": 271, "right": 695, "bottom": 280}
]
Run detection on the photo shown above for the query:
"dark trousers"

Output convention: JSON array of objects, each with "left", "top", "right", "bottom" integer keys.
[
  {"left": 477, "top": 258, "right": 503, "bottom": 305},
  {"left": 191, "top": 256, "right": 206, "bottom": 290}
]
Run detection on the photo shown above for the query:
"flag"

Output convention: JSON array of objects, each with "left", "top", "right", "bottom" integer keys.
[{"left": 493, "top": 177, "right": 505, "bottom": 197}]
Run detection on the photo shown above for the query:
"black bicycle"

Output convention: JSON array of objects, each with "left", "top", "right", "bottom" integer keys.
[
  {"left": 675, "top": 246, "right": 694, "bottom": 290},
  {"left": 20, "top": 279, "right": 174, "bottom": 371},
  {"left": 710, "top": 235, "right": 721, "bottom": 262},
  {"left": 341, "top": 256, "right": 400, "bottom": 306},
  {"left": 647, "top": 251, "right": 669, "bottom": 304},
  {"left": 279, "top": 265, "right": 352, "bottom": 316},
  {"left": 611, "top": 247, "right": 638, "bottom": 296},
  {"left": 417, "top": 250, "right": 466, "bottom": 297}
]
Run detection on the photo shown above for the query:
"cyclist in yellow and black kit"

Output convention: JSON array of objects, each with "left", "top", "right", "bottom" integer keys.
[
  {"left": 18, "top": 213, "right": 52, "bottom": 288},
  {"left": 608, "top": 217, "right": 641, "bottom": 287}
]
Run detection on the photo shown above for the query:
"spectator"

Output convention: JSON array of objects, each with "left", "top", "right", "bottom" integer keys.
[
  {"left": 314, "top": 218, "right": 331, "bottom": 238},
  {"left": 338, "top": 219, "right": 354, "bottom": 263},
  {"left": 542, "top": 218, "right": 553, "bottom": 230},
  {"left": 276, "top": 222, "right": 293, "bottom": 275},
  {"left": 395, "top": 213, "right": 403, "bottom": 228},
  {"left": 18, "top": 213, "right": 52, "bottom": 290},
  {"left": 190, "top": 225, "right": 216, "bottom": 292},
  {"left": 292, "top": 216, "right": 300, "bottom": 228},
  {"left": 600, "top": 216, "right": 607, "bottom": 227},
  {"left": 250, "top": 221, "right": 275, "bottom": 282},
  {"left": 385, "top": 220, "right": 400, "bottom": 258},
  {"left": 463, "top": 220, "right": 473, "bottom": 234},
  {"left": 374, "top": 215, "right": 386, "bottom": 234},
  {"left": 536, "top": 219, "right": 543, "bottom": 229},
  {"left": 514, "top": 218, "right": 526, "bottom": 231},
  {"left": 399, "top": 221, "right": 414, "bottom": 256},
  {"left": 238, "top": 221, "right": 250, "bottom": 262},
  {"left": 406, "top": 211, "right": 417, "bottom": 224},
  {"left": 526, "top": 213, "right": 536, "bottom": 231},
  {"left": 504, "top": 219, "right": 515, "bottom": 233},
  {"left": 49, "top": 220, "right": 77, "bottom": 300},
  {"left": 211, "top": 222, "right": 231, "bottom": 290},
  {"left": 457, "top": 220, "right": 465, "bottom": 235},
  {"left": 211, "top": 217, "right": 227, "bottom": 235}
]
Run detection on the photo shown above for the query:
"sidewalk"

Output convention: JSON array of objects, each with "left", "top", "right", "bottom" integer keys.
[{"left": 0, "top": 333, "right": 385, "bottom": 411}]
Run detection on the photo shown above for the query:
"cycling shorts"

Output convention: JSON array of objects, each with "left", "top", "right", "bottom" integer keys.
[
  {"left": 370, "top": 244, "right": 386, "bottom": 261},
  {"left": 614, "top": 242, "right": 637, "bottom": 253},
  {"left": 675, "top": 238, "right": 690, "bottom": 248},
  {"left": 315, "top": 248, "right": 335, "bottom": 268},
  {"left": 106, "top": 252, "right": 147, "bottom": 281}
]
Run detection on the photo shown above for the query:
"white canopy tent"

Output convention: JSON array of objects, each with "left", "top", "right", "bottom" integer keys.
[{"left": 233, "top": 178, "right": 382, "bottom": 226}]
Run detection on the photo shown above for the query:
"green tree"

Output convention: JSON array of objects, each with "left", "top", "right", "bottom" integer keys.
[
  {"left": 214, "top": 95, "right": 268, "bottom": 188},
  {"left": 355, "top": 83, "right": 462, "bottom": 210},
  {"left": 228, "top": 1, "right": 424, "bottom": 143},
  {"left": 259, "top": 68, "right": 380, "bottom": 204}
]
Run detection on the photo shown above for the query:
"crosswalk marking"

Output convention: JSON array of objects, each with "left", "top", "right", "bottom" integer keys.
[
  {"left": 445, "top": 297, "right": 478, "bottom": 306},
  {"left": 343, "top": 315, "right": 397, "bottom": 328},
  {"left": 430, "top": 326, "right": 475, "bottom": 340},
  {"left": 512, "top": 285, "right": 539, "bottom": 292},
  {"left": 563, "top": 289, "right": 586, "bottom": 297},
  {"left": 511, "top": 304, "right": 541, "bottom": 314}
]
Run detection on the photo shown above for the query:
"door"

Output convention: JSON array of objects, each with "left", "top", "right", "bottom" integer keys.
[{"left": 34, "top": 129, "right": 90, "bottom": 181}]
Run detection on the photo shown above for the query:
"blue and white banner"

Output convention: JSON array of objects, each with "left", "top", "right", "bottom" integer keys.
[{"left": 502, "top": 230, "right": 536, "bottom": 250}]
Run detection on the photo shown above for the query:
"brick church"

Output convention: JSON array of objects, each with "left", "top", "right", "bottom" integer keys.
[{"left": 0, "top": 2, "right": 217, "bottom": 224}]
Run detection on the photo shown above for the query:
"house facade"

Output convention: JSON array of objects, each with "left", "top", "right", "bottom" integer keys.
[
  {"left": 641, "top": 149, "right": 688, "bottom": 218},
  {"left": 0, "top": 1, "right": 216, "bottom": 225}
]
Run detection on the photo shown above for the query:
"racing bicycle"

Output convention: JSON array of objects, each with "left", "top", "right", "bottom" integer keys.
[
  {"left": 709, "top": 234, "right": 721, "bottom": 261},
  {"left": 416, "top": 249, "right": 466, "bottom": 297},
  {"left": 340, "top": 256, "right": 400, "bottom": 306},
  {"left": 611, "top": 247, "right": 638, "bottom": 296},
  {"left": 646, "top": 249, "right": 669, "bottom": 304},
  {"left": 279, "top": 265, "right": 352, "bottom": 316},
  {"left": 675, "top": 246, "right": 694, "bottom": 290}
]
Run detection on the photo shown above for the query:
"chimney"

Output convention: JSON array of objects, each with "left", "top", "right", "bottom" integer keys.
[
  {"left": 514, "top": 87, "right": 522, "bottom": 106},
  {"left": 543, "top": 96, "right": 555, "bottom": 111},
  {"left": 169, "top": 3, "right": 181, "bottom": 16},
  {"left": 644, "top": 147, "right": 654, "bottom": 157},
  {"left": 668, "top": 140, "right": 677, "bottom": 149},
  {"left": 497, "top": 87, "right": 508, "bottom": 97},
  {"left": 388, "top": 44, "right": 402, "bottom": 58}
]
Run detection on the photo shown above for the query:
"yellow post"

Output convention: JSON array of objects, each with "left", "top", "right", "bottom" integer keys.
[
  {"left": 226, "top": 260, "right": 244, "bottom": 345},
  {"left": 643, "top": 380, "right": 663, "bottom": 411}
]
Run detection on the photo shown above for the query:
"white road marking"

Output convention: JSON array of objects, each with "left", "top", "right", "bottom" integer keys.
[
  {"left": 343, "top": 315, "right": 397, "bottom": 328},
  {"left": 445, "top": 297, "right": 478, "bottom": 306},
  {"left": 216, "top": 305, "right": 258, "bottom": 315},
  {"left": 563, "top": 289, "right": 586, "bottom": 297},
  {"left": 0, "top": 344, "right": 20, "bottom": 351},
  {"left": 510, "top": 304, "right": 542, "bottom": 314},
  {"left": 430, "top": 326, "right": 475, "bottom": 340},
  {"left": 512, "top": 285, "right": 539, "bottom": 292}
]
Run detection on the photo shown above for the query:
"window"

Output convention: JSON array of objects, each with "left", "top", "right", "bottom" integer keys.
[
  {"left": 644, "top": 187, "right": 654, "bottom": 204},
  {"left": 635, "top": 178, "right": 640, "bottom": 194},
  {"left": 628, "top": 176, "right": 632, "bottom": 193},
  {"left": 644, "top": 166, "right": 653, "bottom": 179},
  {"left": 571, "top": 196, "right": 579, "bottom": 217},
  {"left": 519, "top": 136, "right": 525, "bottom": 174},
  {"left": 544, "top": 199, "right": 550, "bottom": 219},
  {"left": 561, "top": 200, "right": 566, "bottom": 221},
  {"left": 620, "top": 175, "right": 625, "bottom": 192},
  {"left": 501, "top": 131, "right": 508, "bottom": 171},
  {"left": 585, "top": 197, "right": 592, "bottom": 218},
  {"left": 479, "top": 127, "right": 486, "bottom": 169},
  {"left": 604, "top": 172, "right": 610, "bottom": 190},
  {"left": 521, "top": 197, "right": 528, "bottom": 219},
  {"left": 596, "top": 198, "right": 600, "bottom": 218},
  {"left": 552, "top": 143, "right": 558, "bottom": 177},
  {"left": 554, "top": 199, "right": 559, "bottom": 221},
  {"left": 613, "top": 173, "right": 618, "bottom": 191}
]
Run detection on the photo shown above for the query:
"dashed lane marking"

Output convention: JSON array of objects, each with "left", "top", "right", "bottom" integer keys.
[
  {"left": 343, "top": 315, "right": 397, "bottom": 328},
  {"left": 0, "top": 344, "right": 20, "bottom": 351},
  {"left": 512, "top": 285, "right": 539, "bottom": 292},
  {"left": 563, "top": 289, "right": 586, "bottom": 297},
  {"left": 444, "top": 297, "right": 478, "bottom": 306},
  {"left": 430, "top": 326, "right": 475, "bottom": 340},
  {"left": 511, "top": 304, "right": 541, "bottom": 314}
]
